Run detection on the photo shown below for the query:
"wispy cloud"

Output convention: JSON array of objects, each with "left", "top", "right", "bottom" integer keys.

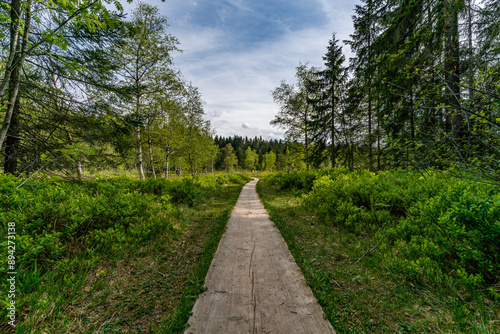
[{"left": 151, "top": 0, "right": 361, "bottom": 139}]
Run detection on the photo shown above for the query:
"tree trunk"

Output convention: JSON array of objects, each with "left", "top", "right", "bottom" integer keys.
[
  {"left": 343, "top": 129, "right": 351, "bottom": 171},
  {"left": 368, "top": 85, "right": 373, "bottom": 171},
  {"left": 304, "top": 107, "right": 310, "bottom": 170},
  {"left": 3, "top": 0, "right": 22, "bottom": 176},
  {"left": 136, "top": 125, "right": 145, "bottom": 179},
  {"left": 467, "top": 0, "right": 474, "bottom": 114},
  {"left": 147, "top": 130, "right": 156, "bottom": 178},
  {"left": 0, "top": 0, "right": 32, "bottom": 151},
  {"left": 350, "top": 142, "right": 354, "bottom": 171},
  {"left": 189, "top": 152, "right": 195, "bottom": 176},
  {"left": 367, "top": 0, "right": 373, "bottom": 172},
  {"left": 135, "top": 91, "right": 145, "bottom": 179},
  {"left": 427, "top": 0, "right": 439, "bottom": 136},
  {"left": 410, "top": 89, "right": 415, "bottom": 140},
  {"left": 331, "top": 85, "right": 336, "bottom": 168},
  {"left": 444, "top": 0, "right": 462, "bottom": 137},
  {"left": 4, "top": 95, "right": 19, "bottom": 175},
  {"left": 66, "top": 130, "right": 83, "bottom": 180},
  {"left": 165, "top": 143, "right": 170, "bottom": 178},
  {"left": 377, "top": 98, "right": 381, "bottom": 171}
]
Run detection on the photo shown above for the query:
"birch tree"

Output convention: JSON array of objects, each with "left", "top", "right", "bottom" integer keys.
[{"left": 114, "top": 2, "right": 179, "bottom": 179}]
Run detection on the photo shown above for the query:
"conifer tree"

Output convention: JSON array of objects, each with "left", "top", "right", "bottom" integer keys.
[{"left": 308, "top": 33, "right": 347, "bottom": 168}]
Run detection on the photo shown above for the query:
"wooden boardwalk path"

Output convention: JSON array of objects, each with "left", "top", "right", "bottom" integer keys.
[{"left": 185, "top": 179, "right": 336, "bottom": 334}]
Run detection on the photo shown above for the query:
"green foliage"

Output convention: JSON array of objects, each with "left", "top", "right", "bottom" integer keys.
[
  {"left": 0, "top": 173, "right": 250, "bottom": 330},
  {"left": 0, "top": 175, "right": 169, "bottom": 272},
  {"left": 243, "top": 147, "right": 259, "bottom": 170},
  {"left": 165, "top": 178, "right": 203, "bottom": 206},
  {"left": 385, "top": 181, "right": 500, "bottom": 288},
  {"left": 266, "top": 169, "right": 500, "bottom": 300},
  {"left": 262, "top": 151, "right": 276, "bottom": 171},
  {"left": 0, "top": 173, "right": 248, "bottom": 276},
  {"left": 267, "top": 167, "right": 357, "bottom": 191},
  {"left": 266, "top": 170, "right": 323, "bottom": 191},
  {"left": 302, "top": 169, "right": 447, "bottom": 232}
]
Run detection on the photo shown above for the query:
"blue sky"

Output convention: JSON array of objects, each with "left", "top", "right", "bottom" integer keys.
[{"left": 135, "top": 0, "right": 361, "bottom": 139}]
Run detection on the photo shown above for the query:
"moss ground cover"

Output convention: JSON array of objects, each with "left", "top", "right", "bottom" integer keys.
[
  {"left": 257, "top": 169, "right": 500, "bottom": 333},
  {"left": 0, "top": 173, "right": 250, "bottom": 333}
]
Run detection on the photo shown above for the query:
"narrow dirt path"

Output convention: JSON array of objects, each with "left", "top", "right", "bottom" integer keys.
[{"left": 185, "top": 179, "right": 336, "bottom": 334}]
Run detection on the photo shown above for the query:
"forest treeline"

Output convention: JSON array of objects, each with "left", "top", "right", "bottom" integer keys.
[
  {"left": 272, "top": 0, "right": 500, "bottom": 182},
  {"left": 213, "top": 135, "right": 322, "bottom": 172},
  {"left": 1, "top": 0, "right": 499, "bottom": 180}
]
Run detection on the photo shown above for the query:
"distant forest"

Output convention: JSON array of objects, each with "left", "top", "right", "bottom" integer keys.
[{"left": 215, "top": 135, "right": 313, "bottom": 172}]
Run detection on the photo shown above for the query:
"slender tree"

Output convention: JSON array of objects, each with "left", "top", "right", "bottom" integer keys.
[
  {"left": 308, "top": 33, "right": 348, "bottom": 168},
  {"left": 271, "top": 64, "right": 320, "bottom": 169},
  {"left": 114, "top": 2, "right": 179, "bottom": 179}
]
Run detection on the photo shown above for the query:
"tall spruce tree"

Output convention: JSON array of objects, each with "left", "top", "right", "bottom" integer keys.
[
  {"left": 345, "top": 0, "right": 382, "bottom": 171},
  {"left": 307, "top": 33, "right": 347, "bottom": 168}
]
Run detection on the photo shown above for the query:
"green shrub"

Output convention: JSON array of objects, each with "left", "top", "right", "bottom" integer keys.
[
  {"left": 0, "top": 173, "right": 249, "bottom": 277},
  {"left": 385, "top": 181, "right": 500, "bottom": 288},
  {"left": 301, "top": 171, "right": 381, "bottom": 234},
  {"left": 301, "top": 169, "right": 447, "bottom": 231},
  {"left": 266, "top": 168, "right": 353, "bottom": 192},
  {"left": 165, "top": 178, "right": 203, "bottom": 206},
  {"left": 267, "top": 170, "right": 317, "bottom": 191},
  {"left": 270, "top": 168, "right": 500, "bottom": 296}
]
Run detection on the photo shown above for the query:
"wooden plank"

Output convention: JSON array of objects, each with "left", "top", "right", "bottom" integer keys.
[{"left": 185, "top": 179, "right": 336, "bottom": 334}]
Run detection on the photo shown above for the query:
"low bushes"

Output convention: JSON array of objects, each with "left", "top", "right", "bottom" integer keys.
[
  {"left": 0, "top": 173, "right": 251, "bottom": 329},
  {"left": 0, "top": 174, "right": 250, "bottom": 274},
  {"left": 1, "top": 175, "right": 173, "bottom": 272},
  {"left": 384, "top": 181, "right": 500, "bottom": 288},
  {"left": 269, "top": 168, "right": 500, "bottom": 297}
]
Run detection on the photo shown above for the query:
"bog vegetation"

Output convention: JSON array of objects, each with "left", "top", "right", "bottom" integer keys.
[
  {"left": 0, "top": 173, "right": 250, "bottom": 332},
  {"left": 258, "top": 169, "right": 500, "bottom": 333}
]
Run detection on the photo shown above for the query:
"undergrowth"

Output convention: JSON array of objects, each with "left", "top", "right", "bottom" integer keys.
[
  {"left": 0, "top": 173, "right": 250, "bottom": 333},
  {"left": 259, "top": 168, "right": 500, "bottom": 333}
]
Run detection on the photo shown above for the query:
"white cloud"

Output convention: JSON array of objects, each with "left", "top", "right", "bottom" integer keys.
[{"left": 153, "top": 0, "right": 361, "bottom": 139}]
